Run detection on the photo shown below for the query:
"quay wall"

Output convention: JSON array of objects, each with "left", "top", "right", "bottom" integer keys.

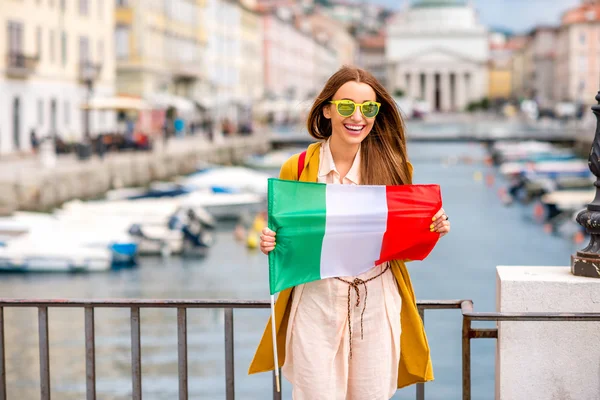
[{"left": 0, "top": 136, "right": 271, "bottom": 215}]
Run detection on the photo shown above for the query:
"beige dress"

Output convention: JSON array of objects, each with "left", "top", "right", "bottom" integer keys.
[{"left": 282, "top": 139, "right": 402, "bottom": 400}]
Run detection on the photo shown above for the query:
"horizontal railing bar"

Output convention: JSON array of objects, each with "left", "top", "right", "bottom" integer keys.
[
  {"left": 417, "top": 300, "right": 465, "bottom": 309},
  {"left": 0, "top": 299, "right": 273, "bottom": 308},
  {"left": 0, "top": 299, "right": 468, "bottom": 308},
  {"left": 1, "top": 299, "right": 598, "bottom": 321},
  {"left": 464, "top": 313, "right": 600, "bottom": 321}
]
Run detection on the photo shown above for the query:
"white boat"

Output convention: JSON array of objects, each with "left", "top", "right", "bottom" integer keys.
[
  {"left": 243, "top": 148, "right": 304, "bottom": 170},
  {"left": 0, "top": 234, "right": 112, "bottom": 272},
  {"left": 541, "top": 190, "right": 595, "bottom": 212},
  {"left": 89, "top": 189, "right": 263, "bottom": 220},
  {"left": 179, "top": 166, "right": 273, "bottom": 195},
  {"left": 500, "top": 160, "right": 590, "bottom": 178},
  {"left": 58, "top": 201, "right": 215, "bottom": 257},
  {"left": 0, "top": 212, "right": 138, "bottom": 265}
]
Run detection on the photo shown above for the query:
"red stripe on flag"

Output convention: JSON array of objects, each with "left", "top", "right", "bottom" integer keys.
[{"left": 377, "top": 185, "right": 442, "bottom": 264}]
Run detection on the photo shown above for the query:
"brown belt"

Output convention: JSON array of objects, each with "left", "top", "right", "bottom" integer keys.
[{"left": 334, "top": 263, "right": 391, "bottom": 359}]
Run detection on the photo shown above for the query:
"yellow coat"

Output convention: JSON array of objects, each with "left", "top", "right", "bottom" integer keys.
[{"left": 248, "top": 142, "right": 434, "bottom": 388}]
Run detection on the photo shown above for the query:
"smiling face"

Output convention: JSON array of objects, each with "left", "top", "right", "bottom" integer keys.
[{"left": 323, "top": 81, "right": 377, "bottom": 149}]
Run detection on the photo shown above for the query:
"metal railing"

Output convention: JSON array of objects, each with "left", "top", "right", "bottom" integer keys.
[{"left": 0, "top": 298, "right": 599, "bottom": 400}]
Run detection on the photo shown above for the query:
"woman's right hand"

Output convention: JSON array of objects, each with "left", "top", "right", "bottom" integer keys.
[{"left": 260, "top": 227, "right": 276, "bottom": 255}]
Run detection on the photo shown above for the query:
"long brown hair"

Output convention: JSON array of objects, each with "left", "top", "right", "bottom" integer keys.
[{"left": 306, "top": 65, "right": 412, "bottom": 185}]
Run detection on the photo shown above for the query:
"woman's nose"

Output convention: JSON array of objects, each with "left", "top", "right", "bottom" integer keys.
[{"left": 351, "top": 107, "right": 363, "bottom": 121}]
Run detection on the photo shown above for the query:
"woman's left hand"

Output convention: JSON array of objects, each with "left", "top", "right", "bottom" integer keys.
[{"left": 431, "top": 208, "right": 450, "bottom": 238}]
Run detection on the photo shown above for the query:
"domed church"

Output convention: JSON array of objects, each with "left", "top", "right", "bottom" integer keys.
[{"left": 385, "top": 0, "right": 489, "bottom": 112}]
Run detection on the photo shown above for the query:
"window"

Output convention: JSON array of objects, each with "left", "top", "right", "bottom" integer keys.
[
  {"left": 7, "top": 21, "right": 24, "bottom": 54},
  {"left": 115, "top": 25, "right": 130, "bottom": 59},
  {"left": 60, "top": 0, "right": 66, "bottom": 11},
  {"left": 61, "top": 32, "right": 67, "bottom": 65},
  {"left": 79, "top": 36, "right": 89, "bottom": 63},
  {"left": 97, "top": 39, "right": 104, "bottom": 61},
  {"left": 116, "top": 0, "right": 128, "bottom": 7},
  {"left": 580, "top": 32, "right": 586, "bottom": 45},
  {"left": 50, "top": 30, "right": 55, "bottom": 63},
  {"left": 36, "top": 26, "right": 42, "bottom": 58},
  {"left": 79, "top": 0, "right": 89, "bottom": 15}
]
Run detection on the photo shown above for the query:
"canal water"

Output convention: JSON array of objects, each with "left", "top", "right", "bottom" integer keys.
[{"left": 0, "top": 142, "right": 581, "bottom": 399}]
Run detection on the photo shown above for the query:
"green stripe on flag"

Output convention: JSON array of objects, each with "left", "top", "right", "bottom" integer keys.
[{"left": 268, "top": 178, "right": 327, "bottom": 294}]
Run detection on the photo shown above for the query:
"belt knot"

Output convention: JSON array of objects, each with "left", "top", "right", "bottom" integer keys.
[{"left": 335, "top": 264, "right": 390, "bottom": 359}]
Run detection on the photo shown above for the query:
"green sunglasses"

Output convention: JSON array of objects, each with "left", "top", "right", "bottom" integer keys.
[{"left": 329, "top": 99, "right": 381, "bottom": 118}]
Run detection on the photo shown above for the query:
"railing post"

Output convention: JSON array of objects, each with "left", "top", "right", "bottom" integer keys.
[
  {"left": 572, "top": 91, "right": 600, "bottom": 278},
  {"left": 131, "top": 307, "right": 142, "bottom": 400},
  {"left": 272, "top": 369, "right": 281, "bottom": 400},
  {"left": 84, "top": 307, "right": 96, "bottom": 400},
  {"left": 0, "top": 307, "right": 5, "bottom": 400},
  {"left": 224, "top": 308, "right": 235, "bottom": 400},
  {"left": 39, "top": 307, "right": 51, "bottom": 400},
  {"left": 177, "top": 308, "right": 188, "bottom": 400},
  {"left": 416, "top": 307, "right": 425, "bottom": 400},
  {"left": 462, "top": 315, "right": 471, "bottom": 400}
]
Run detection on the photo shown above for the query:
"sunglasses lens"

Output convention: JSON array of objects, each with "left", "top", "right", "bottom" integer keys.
[
  {"left": 362, "top": 102, "right": 379, "bottom": 118},
  {"left": 337, "top": 101, "right": 355, "bottom": 117}
]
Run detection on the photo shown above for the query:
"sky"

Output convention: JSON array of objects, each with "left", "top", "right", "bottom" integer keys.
[{"left": 371, "top": 0, "right": 582, "bottom": 34}]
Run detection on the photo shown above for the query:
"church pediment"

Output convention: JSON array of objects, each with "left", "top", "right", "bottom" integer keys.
[{"left": 393, "top": 47, "right": 482, "bottom": 65}]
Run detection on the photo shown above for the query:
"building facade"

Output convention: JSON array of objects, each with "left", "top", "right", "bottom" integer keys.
[
  {"left": 555, "top": 1, "right": 600, "bottom": 105},
  {"left": 115, "top": 0, "right": 207, "bottom": 110},
  {"left": 263, "top": 13, "right": 316, "bottom": 101},
  {"left": 385, "top": 0, "right": 489, "bottom": 112},
  {"left": 528, "top": 27, "right": 558, "bottom": 109},
  {"left": 301, "top": 13, "right": 356, "bottom": 68},
  {"left": 0, "top": 0, "right": 116, "bottom": 155},
  {"left": 357, "top": 32, "right": 387, "bottom": 89},
  {"left": 239, "top": 3, "right": 264, "bottom": 103},
  {"left": 488, "top": 34, "right": 527, "bottom": 101},
  {"left": 205, "top": 0, "right": 243, "bottom": 126}
]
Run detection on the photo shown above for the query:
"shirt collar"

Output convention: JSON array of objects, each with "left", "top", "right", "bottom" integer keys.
[{"left": 319, "top": 138, "right": 361, "bottom": 184}]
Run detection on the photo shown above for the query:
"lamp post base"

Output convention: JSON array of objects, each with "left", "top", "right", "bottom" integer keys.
[{"left": 571, "top": 252, "right": 600, "bottom": 278}]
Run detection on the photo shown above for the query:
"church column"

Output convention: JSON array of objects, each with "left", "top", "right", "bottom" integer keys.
[
  {"left": 456, "top": 71, "right": 467, "bottom": 111},
  {"left": 441, "top": 72, "right": 451, "bottom": 112},
  {"left": 410, "top": 71, "right": 420, "bottom": 100},
  {"left": 425, "top": 72, "right": 435, "bottom": 110}
]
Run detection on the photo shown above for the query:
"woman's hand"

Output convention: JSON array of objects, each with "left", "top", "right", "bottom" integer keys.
[
  {"left": 431, "top": 208, "right": 450, "bottom": 238},
  {"left": 260, "top": 227, "right": 277, "bottom": 255}
]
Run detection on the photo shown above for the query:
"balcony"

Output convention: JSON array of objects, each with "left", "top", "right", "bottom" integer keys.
[
  {"left": 79, "top": 61, "right": 102, "bottom": 84},
  {"left": 172, "top": 62, "right": 202, "bottom": 82},
  {"left": 6, "top": 52, "right": 39, "bottom": 78}
]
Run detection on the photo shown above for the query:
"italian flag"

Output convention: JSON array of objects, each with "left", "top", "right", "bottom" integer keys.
[{"left": 267, "top": 178, "right": 442, "bottom": 294}]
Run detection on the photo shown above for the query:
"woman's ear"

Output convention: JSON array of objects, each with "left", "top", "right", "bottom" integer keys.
[{"left": 323, "top": 105, "right": 332, "bottom": 119}]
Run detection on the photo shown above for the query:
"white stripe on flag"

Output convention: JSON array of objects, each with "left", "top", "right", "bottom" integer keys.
[{"left": 320, "top": 184, "right": 388, "bottom": 279}]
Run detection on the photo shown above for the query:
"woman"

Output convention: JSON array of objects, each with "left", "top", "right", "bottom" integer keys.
[{"left": 249, "top": 66, "right": 450, "bottom": 399}]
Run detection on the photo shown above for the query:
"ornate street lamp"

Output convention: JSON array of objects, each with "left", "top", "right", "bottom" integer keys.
[{"left": 572, "top": 92, "right": 600, "bottom": 278}]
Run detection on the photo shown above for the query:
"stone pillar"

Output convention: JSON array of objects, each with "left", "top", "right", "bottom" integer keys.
[
  {"left": 411, "top": 71, "right": 420, "bottom": 100},
  {"left": 425, "top": 72, "right": 435, "bottom": 110},
  {"left": 496, "top": 266, "right": 600, "bottom": 400},
  {"left": 455, "top": 71, "right": 467, "bottom": 111},
  {"left": 441, "top": 72, "right": 451, "bottom": 112}
]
